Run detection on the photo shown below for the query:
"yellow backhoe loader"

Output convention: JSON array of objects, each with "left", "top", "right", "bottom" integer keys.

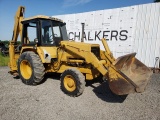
[{"left": 8, "top": 6, "right": 152, "bottom": 97}]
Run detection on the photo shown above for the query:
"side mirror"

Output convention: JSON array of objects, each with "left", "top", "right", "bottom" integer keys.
[{"left": 34, "top": 38, "right": 38, "bottom": 44}]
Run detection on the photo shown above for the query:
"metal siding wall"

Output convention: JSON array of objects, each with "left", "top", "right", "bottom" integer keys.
[
  {"left": 133, "top": 3, "right": 160, "bottom": 67},
  {"left": 54, "top": 3, "right": 160, "bottom": 68}
]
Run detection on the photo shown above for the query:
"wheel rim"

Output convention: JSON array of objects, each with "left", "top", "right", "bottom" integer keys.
[
  {"left": 64, "top": 75, "right": 76, "bottom": 92},
  {"left": 20, "top": 60, "right": 32, "bottom": 79}
]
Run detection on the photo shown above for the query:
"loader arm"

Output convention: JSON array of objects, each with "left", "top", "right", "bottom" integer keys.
[
  {"left": 60, "top": 41, "right": 109, "bottom": 76},
  {"left": 9, "top": 6, "right": 25, "bottom": 73},
  {"left": 60, "top": 39, "right": 117, "bottom": 77}
]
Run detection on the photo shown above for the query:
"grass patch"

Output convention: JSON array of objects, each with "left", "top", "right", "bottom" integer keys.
[{"left": 0, "top": 53, "right": 9, "bottom": 66}]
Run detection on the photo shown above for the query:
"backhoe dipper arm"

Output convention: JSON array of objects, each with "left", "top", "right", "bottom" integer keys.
[{"left": 11, "top": 6, "right": 25, "bottom": 43}]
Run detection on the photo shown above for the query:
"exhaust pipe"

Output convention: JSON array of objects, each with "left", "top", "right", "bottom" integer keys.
[{"left": 81, "top": 23, "right": 85, "bottom": 42}]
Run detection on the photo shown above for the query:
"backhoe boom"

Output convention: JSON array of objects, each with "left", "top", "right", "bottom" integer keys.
[{"left": 9, "top": 6, "right": 25, "bottom": 74}]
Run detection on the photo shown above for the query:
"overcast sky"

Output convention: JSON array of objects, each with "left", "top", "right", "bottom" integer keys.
[{"left": 0, "top": 0, "right": 153, "bottom": 40}]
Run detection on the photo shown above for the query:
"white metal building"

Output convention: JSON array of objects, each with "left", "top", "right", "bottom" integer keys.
[{"left": 54, "top": 3, "right": 160, "bottom": 68}]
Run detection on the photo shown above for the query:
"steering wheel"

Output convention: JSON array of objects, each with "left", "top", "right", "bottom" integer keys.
[
  {"left": 49, "top": 35, "right": 53, "bottom": 41},
  {"left": 48, "top": 35, "right": 55, "bottom": 44}
]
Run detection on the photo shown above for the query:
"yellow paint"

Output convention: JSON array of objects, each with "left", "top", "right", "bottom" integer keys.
[
  {"left": 20, "top": 60, "right": 32, "bottom": 79},
  {"left": 64, "top": 75, "right": 76, "bottom": 92}
]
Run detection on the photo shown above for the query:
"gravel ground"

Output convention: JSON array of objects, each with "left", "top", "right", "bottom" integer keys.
[{"left": 0, "top": 66, "right": 160, "bottom": 120}]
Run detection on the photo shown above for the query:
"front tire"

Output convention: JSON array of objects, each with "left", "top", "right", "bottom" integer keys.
[
  {"left": 60, "top": 68, "right": 85, "bottom": 97},
  {"left": 18, "top": 51, "right": 45, "bottom": 85}
]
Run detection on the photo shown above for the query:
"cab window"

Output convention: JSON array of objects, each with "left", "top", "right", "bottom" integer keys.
[{"left": 22, "top": 22, "right": 37, "bottom": 45}]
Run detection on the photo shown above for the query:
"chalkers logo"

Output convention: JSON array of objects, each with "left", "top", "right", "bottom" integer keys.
[{"left": 68, "top": 30, "right": 128, "bottom": 41}]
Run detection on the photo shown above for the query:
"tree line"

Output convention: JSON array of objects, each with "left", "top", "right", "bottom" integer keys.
[
  {"left": 0, "top": 40, "right": 10, "bottom": 46},
  {"left": 0, "top": 40, "right": 21, "bottom": 47}
]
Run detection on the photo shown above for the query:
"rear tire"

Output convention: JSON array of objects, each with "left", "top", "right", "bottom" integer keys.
[
  {"left": 60, "top": 68, "right": 85, "bottom": 97},
  {"left": 18, "top": 51, "right": 45, "bottom": 85}
]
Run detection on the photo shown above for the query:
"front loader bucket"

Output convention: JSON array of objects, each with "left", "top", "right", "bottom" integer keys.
[{"left": 108, "top": 53, "right": 152, "bottom": 95}]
